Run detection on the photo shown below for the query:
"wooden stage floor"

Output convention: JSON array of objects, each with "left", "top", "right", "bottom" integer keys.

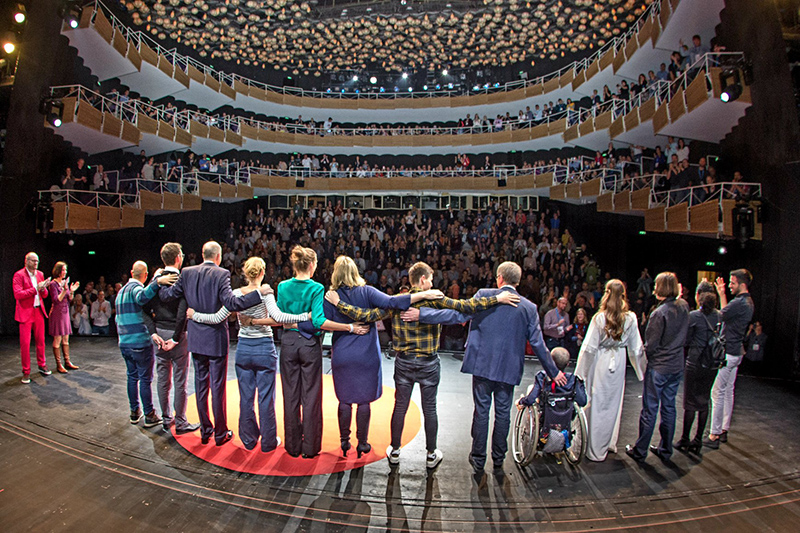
[{"left": 1, "top": 336, "right": 799, "bottom": 532}]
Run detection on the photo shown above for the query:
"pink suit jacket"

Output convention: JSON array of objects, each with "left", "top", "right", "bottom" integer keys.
[{"left": 13, "top": 268, "right": 49, "bottom": 322}]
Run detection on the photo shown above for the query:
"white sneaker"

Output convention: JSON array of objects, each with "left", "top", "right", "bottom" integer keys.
[
  {"left": 386, "top": 445, "right": 401, "bottom": 465},
  {"left": 426, "top": 449, "right": 443, "bottom": 469}
]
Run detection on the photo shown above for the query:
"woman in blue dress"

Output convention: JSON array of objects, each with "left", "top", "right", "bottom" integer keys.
[{"left": 323, "top": 256, "right": 442, "bottom": 458}]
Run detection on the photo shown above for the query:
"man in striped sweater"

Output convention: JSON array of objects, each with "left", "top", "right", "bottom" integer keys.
[{"left": 115, "top": 260, "right": 177, "bottom": 427}]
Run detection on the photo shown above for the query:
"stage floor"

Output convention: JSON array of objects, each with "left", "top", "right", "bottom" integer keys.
[{"left": 1, "top": 336, "right": 800, "bottom": 532}]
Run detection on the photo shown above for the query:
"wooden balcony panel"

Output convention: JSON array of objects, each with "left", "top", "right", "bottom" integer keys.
[
  {"left": 659, "top": 0, "right": 672, "bottom": 31},
  {"left": 112, "top": 30, "right": 128, "bottom": 57},
  {"left": 77, "top": 104, "right": 103, "bottom": 131},
  {"left": 639, "top": 97, "right": 657, "bottom": 122},
  {"left": 543, "top": 77, "right": 560, "bottom": 94},
  {"left": 283, "top": 94, "right": 305, "bottom": 107},
  {"left": 487, "top": 91, "right": 514, "bottom": 105},
  {"left": 264, "top": 90, "right": 283, "bottom": 103},
  {"left": 585, "top": 59, "right": 600, "bottom": 80},
  {"left": 471, "top": 132, "right": 493, "bottom": 145},
  {"left": 101, "top": 112, "right": 122, "bottom": 137},
  {"left": 651, "top": 16, "right": 662, "bottom": 47},
  {"left": 68, "top": 204, "right": 98, "bottom": 230},
  {"left": 139, "top": 43, "right": 158, "bottom": 66},
  {"left": 631, "top": 188, "right": 652, "bottom": 210},
  {"left": 205, "top": 75, "right": 221, "bottom": 92},
  {"left": 624, "top": 109, "right": 640, "bottom": 131},
  {"left": 721, "top": 199, "right": 736, "bottom": 236},
  {"left": 609, "top": 115, "right": 625, "bottom": 138},
  {"left": 449, "top": 95, "right": 471, "bottom": 107},
  {"left": 240, "top": 123, "right": 258, "bottom": 139},
  {"left": 157, "top": 54, "right": 174, "bottom": 78},
  {"left": 597, "top": 192, "right": 614, "bottom": 212},
  {"left": 492, "top": 130, "right": 513, "bottom": 144},
  {"left": 581, "top": 178, "right": 602, "bottom": 197},
  {"left": 189, "top": 120, "right": 209, "bottom": 138},
  {"left": 668, "top": 88, "right": 686, "bottom": 123},
  {"left": 548, "top": 118, "right": 567, "bottom": 135},
  {"left": 511, "top": 128, "right": 532, "bottom": 142},
  {"left": 249, "top": 175, "right": 270, "bottom": 188},
  {"left": 566, "top": 182, "right": 581, "bottom": 198},
  {"left": 638, "top": 19, "right": 654, "bottom": 47},
  {"left": 93, "top": 9, "right": 113, "bottom": 43},
  {"left": 690, "top": 201, "right": 719, "bottom": 233},
  {"left": 157, "top": 120, "right": 176, "bottom": 141},
  {"left": 162, "top": 192, "right": 182, "bottom": 211},
  {"left": 579, "top": 117, "right": 594, "bottom": 137},
  {"left": 97, "top": 206, "right": 121, "bottom": 230},
  {"left": 174, "top": 127, "right": 192, "bottom": 146},
  {"left": 549, "top": 184, "right": 566, "bottom": 199},
  {"left": 137, "top": 114, "right": 158, "bottom": 135},
  {"left": 249, "top": 86, "right": 267, "bottom": 101},
  {"left": 208, "top": 126, "right": 225, "bottom": 142},
  {"left": 599, "top": 48, "right": 614, "bottom": 70},
  {"left": 594, "top": 111, "right": 612, "bottom": 130},
  {"left": 234, "top": 79, "right": 250, "bottom": 96},
  {"left": 431, "top": 135, "right": 454, "bottom": 147},
  {"left": 52, "top": 203, "right": 67, "bottom": 232},
  {"left": 225, "top": 130, "right": 243, "bottom": 146},
  {"left": 121, "top": 121, "right": 141, "bottom": 144},
  {"left": 685, "top": 73, "right": 709, "bottom": 113},
  {"left": 612, "top": 48, "right": 626, "bottom": 73},
  {"left": 182, "top": 194, "right": 202, "bottom": 211},
  {"left": 127, "top": 44, "right": 142, "bottom": 71},
  {"left": 572, "top": 70, "right": 587, "bottom": 91},
  {"left": 534, "top": 172, "right": 554, "bottom": 188},
  {"left": 624, "top": 37, "right": 639, "bottom": 64},
  {"left": 666, "top": 203, "right": 689, "bottom": 232},
  {"left": 644, "top": 206, "right": 666, "bottom": 232},
  {"left": 237, "top": 184, "right": 255, "bottom": 199},
  {"left": 121, "top": 206, "right": 145, "bottom": 228},
  {"left": 613, "top": 190, "right": 632, "bottom": 212},
  {"left": 198, "top": 181, "right": 220, "bottom": 198},
  {"left": 563, "top": 124, "right": 579, "bottom": 142},
  {"left": 78, "top": 7, "right": 92, "bottom": 29},
  {"left": 530, "top": 123, "right": 549, "bottom": 139},
  {"left": 220, "top": 183, "right": 237, "bottom": 198},
  {"left": 512, "top": 174, "right": 537, "bottom": 189},
  {"left": 652, "top": 101, "right": 669, "bottom": 133},
  {"left": 526, "top": 83, "right": 544, "bottom": 97},
  {"left": 187, "top": 64, "right": 204, "bottom": 83},
  {"left": 173, "top": 67, "right": 190, "bottom": 89},
  {"left": 139, "top": 190, "right": 162, "bottom": 210},
  {"left": 559, "top": 69, "right": 575, "bottom": 88}
]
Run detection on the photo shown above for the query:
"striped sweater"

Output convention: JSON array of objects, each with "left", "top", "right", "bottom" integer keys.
[{"left": 115, "top": 279, "right": 160, "bottom": 348}]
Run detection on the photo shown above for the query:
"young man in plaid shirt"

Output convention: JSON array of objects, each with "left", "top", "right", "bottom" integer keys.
[{"left": 326, "top": 261, "right": 519, "bottom": 469}]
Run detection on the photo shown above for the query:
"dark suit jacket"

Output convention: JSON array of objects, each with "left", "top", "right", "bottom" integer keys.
[
  {"left": 159, "top": 261, "right": 261, "bottom": 356},
  {"left": 420, "top": 286, "right": 559, "bottom": 386}
]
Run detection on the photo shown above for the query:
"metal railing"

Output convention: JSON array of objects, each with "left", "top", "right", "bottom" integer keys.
[{"left": 80, "top": 0, "right": 668, "bottom": 102}]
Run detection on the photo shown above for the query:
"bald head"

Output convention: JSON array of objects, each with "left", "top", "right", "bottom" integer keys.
[
  {"left": 24, "top": 252, "right": 39, "bottom": 272},
  {"left": 202, "top": 241, "right": 222, "bottom": 264},
  {"left": 131, "top": 261, "right": 148, "bottom": 282}
]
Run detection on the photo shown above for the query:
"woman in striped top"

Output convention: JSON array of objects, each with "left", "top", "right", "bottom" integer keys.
[{"left": 188, "top": 256, "right": 311, "bottom": 453}]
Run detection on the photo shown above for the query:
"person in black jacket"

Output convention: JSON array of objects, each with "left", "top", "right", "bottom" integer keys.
[
  {"left": 626, "top": 272, "right": 689, "bottom": 463},
  {"left": 143, "top": 243, "right": 199, "bottom": 434},
  {"left": 675, "top": 282, "right": 720, "bottom": 454}
]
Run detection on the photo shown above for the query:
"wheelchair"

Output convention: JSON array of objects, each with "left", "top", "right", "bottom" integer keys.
[{"left": 511, "top": 380, "right": 588, "bottom": 467}]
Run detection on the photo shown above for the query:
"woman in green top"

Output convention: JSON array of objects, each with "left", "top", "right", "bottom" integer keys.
[{"left": 277, "top": 245, "right": 365, "bottom": 458}]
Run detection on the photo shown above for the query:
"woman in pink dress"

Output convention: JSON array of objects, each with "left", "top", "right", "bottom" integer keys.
[{"left": 48, "top": 262, "right": 80, "bottom": 373}]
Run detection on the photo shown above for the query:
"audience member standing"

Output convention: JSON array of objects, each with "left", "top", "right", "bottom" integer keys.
[
  {"left": 13, "top": 252, "right": 52, "bottom": 383},
  {"left": 90, "top": 291, "right": 113, "bottom": 335},
  {"left": 704, "top": 269, "right": 754, "bottom": 448},
  {"left": 676, "top": 282, "right": 720, "bottom": 454},
  {"left": 159, "top": 241, "right": 268, "bottom": 446},
  {"left": 189, "top": 257, "right": 311, "bottom": 452},
  {"left": 574, "top": 280, "right": 644, "bottom": 462},
  {"left": 115, "top": 261, "right": 175, "bottom": 427},
  {"left": 142, "top": 243, "right": 198, "bottom": 434},
  {"left": 542, "top": 297, "right": 572, "bottom": 350},
  {"left": 626, "top": 272, "right": 689, "bottom": 463},
  {"left": 48, "top": 262, "right": 80, "bottom": 373}
]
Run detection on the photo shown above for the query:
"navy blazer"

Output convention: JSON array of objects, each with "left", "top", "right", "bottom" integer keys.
[
  {"left": 419, "top": 286, "right": 558, "bottom": 386},
  {"left": 159, "top": 261, "right": 261, "bottom": 356}
]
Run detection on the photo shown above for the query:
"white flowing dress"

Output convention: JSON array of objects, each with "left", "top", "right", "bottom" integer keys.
[{"left": 574, "top": 311, "right": 645, "bottom": 462}]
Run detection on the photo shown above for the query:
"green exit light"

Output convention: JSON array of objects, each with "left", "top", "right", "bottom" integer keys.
[
  {"left": 88, "top": 251, "right": 96, "bottom": 255},
  {"left": 638, "top": 231, "right": 646, "bottom": 235},
  {"left": 158, "top": 224, "right": 165, "bottom": 228},
  {"left": 253, "top": 195, "right": 259, "bottom": 199},
  {"left": 706, "top": 261, "right": 715, "bottom": 267}
]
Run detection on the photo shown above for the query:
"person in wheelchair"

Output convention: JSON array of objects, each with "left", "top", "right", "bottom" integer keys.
[{"left": 516, "top": 347, "right": 587, "bottom": 453}]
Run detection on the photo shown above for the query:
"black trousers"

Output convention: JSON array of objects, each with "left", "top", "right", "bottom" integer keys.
[
  {"left": 192, "top": 353, "right": 229, "bottom": 444},
  {"left": 280, "top": 331, "right": 323, "bottom": 457},
  {"left": 390, "top": 355, "right": 441, "bottom": 453}
]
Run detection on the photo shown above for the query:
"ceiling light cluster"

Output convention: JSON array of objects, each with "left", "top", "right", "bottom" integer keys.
[{"left": 126, "top": 0, "right": 650, "bottom": 76}]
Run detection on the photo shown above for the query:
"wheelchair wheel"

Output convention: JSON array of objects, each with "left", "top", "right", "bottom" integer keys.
[
  {"left": 512, "top": 403, "right": 540, "bottom": 467},
  {"left": 564, "top": 404, "right": 588, "bottom": 466}
]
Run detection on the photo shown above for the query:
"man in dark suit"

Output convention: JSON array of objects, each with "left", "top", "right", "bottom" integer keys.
[
  {"left": 407, "top": 261, "right": 565, "bottom": 473},
  {"left": 160, "top": 241, "right": 269, "bottom": 445}
]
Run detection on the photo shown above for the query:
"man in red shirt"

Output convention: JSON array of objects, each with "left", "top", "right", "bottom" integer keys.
[{"left": 13, "top": 252, "right": 52, "bottom": 383}]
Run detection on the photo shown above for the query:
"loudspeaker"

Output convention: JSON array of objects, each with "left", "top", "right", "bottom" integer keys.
[
  {"left": 296, "top": 179, "right": 305, "bottom": 188},
  {"left": 497, "top": 178, "right": 507, "bottom": 187}
]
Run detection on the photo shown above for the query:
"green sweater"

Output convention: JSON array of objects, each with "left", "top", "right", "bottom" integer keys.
[{"left": 277, "top": 277, "right": 326, "bottom": 331}]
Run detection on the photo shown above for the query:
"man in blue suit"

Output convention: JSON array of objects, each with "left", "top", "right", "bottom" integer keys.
[
  {"left": 160, "top": 241, "right": 270, "bottom": 445},
  {"left": 402, "top": 261, "right": 565, "bottom": 473}
]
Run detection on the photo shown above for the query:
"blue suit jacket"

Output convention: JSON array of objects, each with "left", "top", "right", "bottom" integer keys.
[
  {"left": 419, "top": 286, "right": 558, "bottom": 386},
  {"left": 159, "top": 261, "right": 261, "bottom": 356}
]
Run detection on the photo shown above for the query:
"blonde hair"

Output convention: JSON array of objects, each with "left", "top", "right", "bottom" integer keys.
[
  {"left": 599, "top": 279, "right": 629, "bottom": 341},
  {"left": 654, "top": 272, "right": 680, "bottom": 299},
  {"left": 243, "top": 257, "right": 265, "bottom": 282},
  {"left": 290, "top": 245, "right": 317, "bottom": 274},
  {"left": 330, "top": 256, "right": 365, "bottom": 290}
]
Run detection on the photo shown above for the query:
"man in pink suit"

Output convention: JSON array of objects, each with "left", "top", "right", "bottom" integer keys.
[{"left": 13, "top": 252, "right": 52, "bottom": 383}]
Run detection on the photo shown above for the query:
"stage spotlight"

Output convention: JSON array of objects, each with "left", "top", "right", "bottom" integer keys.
[
  {"left": 370, "top": 76, "right": 377, "bottom": 84},
  {"left": 59, "top": 1, "right": 81, "bottom": 29},
  {"left": 719, "top": 68, "right": 743, "bottom": 103},
  {"left": 379, "top": 86, "right": 385, "bottom": 92},
  {"left": 442, "top": 69, "right": 448, "bottom": 76},
  {"left": 408, "top": 87, "right": 413, "bottom": 92},
  {"left": 423, "top": 84, "right": 428, "bottom": 90},
  {"left": 40, "top": 98, "right": 65, "bottom": 128},
  {"left": 448, "top": 83, "right": 453, "bottom": 89},
  {"left": 401, "top": 72, "right": 408, "bottom": 79},
  {"left": 352, "top": 75, "right": 358, "bottom": 82},
  {"left": 2, "top": 35, "right": 16, "bottom": 55},
  {"left": 13, "top": 4, "right": 27, "bottom": 24},
  {"left": 717, "top": 245, "right": 728, "bottom": 255}
]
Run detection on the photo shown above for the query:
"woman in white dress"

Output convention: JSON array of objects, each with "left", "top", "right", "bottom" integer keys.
[{"left": 574, "top": 279, "right": 645, "bottom": 462}]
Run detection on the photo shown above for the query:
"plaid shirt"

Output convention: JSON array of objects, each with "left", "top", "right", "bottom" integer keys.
[{"left": 336, "top": 288, "right": 499, "bottom": 358}]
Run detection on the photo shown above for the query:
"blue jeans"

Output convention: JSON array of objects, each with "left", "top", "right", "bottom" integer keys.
[
  {"left": 633, "top": 367, "right": 683, "bottom": 458},
  {"left": 235, "top": 337, "right": 279, "bottom": 452},
  {"left": 120, "top": 345, "right": 155, "bottom": 414},
  {"left": 470, "top": 375, "right": 515, "bottom": 468},
  {"left": 92, "top": 325, "right": 109, "bottom": 336}
]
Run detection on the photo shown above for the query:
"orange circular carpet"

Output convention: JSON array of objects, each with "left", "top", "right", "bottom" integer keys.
[{"left": 173, "top": 374, "right": 421, "bottom": 476}]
